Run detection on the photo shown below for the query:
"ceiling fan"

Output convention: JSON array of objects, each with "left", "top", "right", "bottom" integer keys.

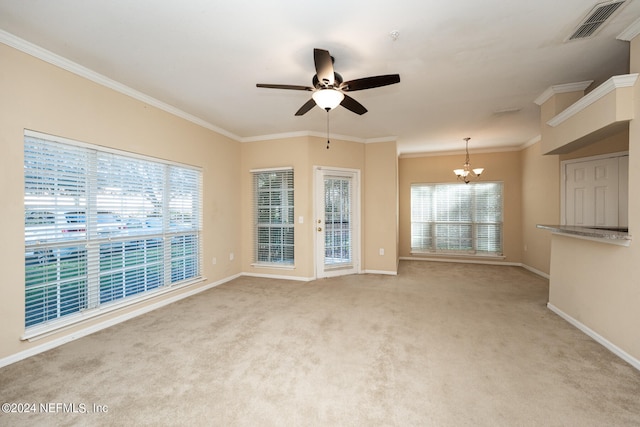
[{"left": 256, "top": 48, "right": 400, "bottom": 116}]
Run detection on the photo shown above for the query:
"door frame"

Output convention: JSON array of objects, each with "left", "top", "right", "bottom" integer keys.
[{"left": 313, "top": 166, "right": 361, "bottom": 279}]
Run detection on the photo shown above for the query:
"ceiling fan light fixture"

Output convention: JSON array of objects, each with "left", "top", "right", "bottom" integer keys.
[{"left": 312, "top": 89, "right": 344, "bottom": 111}]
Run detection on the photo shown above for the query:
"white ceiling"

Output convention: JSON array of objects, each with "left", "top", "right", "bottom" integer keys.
[{"left": 1, "top": 0, "right": 639, "bottom": 154}]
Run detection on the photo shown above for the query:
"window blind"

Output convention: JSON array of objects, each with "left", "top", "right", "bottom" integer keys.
[
  {"left": 411, "top": 182, "right": 503, "bottom": 255},
  {"left": 24, "top": 132, "right": 202, "bottom": 329},
  {"left": 252, "top": 168, "right": 294, "bottom": 266},
  {"left": 324, "top": 176, "right": 353, "bottom": 266}
]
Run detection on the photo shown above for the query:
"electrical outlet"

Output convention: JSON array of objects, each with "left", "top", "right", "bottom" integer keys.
[
  {"left": 229, "top": 252, "right": 234, "bottom": 261},
  {"left": 379, "top": 248, "right": 385, "bottom": 256},
  {"left": 212, "top": 257, "right": 217, "bottom": 265}
]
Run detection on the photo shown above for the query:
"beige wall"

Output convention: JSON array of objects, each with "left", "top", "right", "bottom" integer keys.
[
  {"left": 0, "top": 44, "right": 242, "bottom": 360},
  {"left": 1, "top": 41, "right": 401, "bottom": 363},
  {"left": 558, "top": 128, "right": 629, "bottom": 161},
  {"left": 364, "top": 141, "right": 399, "bottom": 273},
  {"left": 545, "top": 36, "right": 640, "bottom": 362},
  {"left": 521, "top": 101, "right": 629, "bottom": 274},
  {"left": 519, "top": 129, "right": 629, "bottom": 275},
  {"left": 4, "top": 28, "right": 639, "bottom": 367},
  {"left": 240, "top": 136, "right": 399, "bottom": 279},
  {"left": 540, "top": 91, "right": 585, "bottom": 153},
  {"left": 240, "top": 136, "right": 314, "bottom": 279},
  {"left": 520, "top": 141, "right": 559, "bottom": 274},
  {"left": 398, "top": 150, "right": 522, "bottom": 263}
]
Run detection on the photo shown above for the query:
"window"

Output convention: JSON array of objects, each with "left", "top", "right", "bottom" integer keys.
[
  {"left": 24, "top": 131, "right": 202, "bottom": 330},
  {"left": 411, "top": 182, "right": 503, "bottom": 255},
  {"left": 324, "top": 175, "right": 353, "bottom": 267},
  {"left": 252, "top": 168, "right": 294, "bottom": 266}
]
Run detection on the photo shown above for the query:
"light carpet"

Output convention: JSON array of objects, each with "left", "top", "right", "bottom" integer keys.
[{"left": 1, "top": 261, "right": 639, "bottom": 426}]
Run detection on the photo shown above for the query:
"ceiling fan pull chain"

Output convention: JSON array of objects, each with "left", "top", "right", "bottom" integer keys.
[{"left": 326, "top": 110, "right": 330, "bottom": 149}]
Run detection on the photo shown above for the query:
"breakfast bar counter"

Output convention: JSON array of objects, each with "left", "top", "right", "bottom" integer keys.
[{"left": 537, "top": 224, "right": 631, "bottom": 246}]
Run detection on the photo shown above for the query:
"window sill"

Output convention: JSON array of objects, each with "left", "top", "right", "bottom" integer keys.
[
  {"left": 251, "top": 263, "right": 295, "bottom": 270},
  {"left": 22, "top": 276, "right": 207, "bottom": 342}
]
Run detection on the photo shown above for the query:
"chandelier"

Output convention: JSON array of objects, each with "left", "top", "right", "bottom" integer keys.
[{"left": 453, "top": 137, "right": 484, "bottom": 184}]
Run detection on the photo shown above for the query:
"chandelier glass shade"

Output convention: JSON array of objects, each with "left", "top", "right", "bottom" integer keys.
[{"left": 453, "top": 138, "right": 484, "bottom": 184}]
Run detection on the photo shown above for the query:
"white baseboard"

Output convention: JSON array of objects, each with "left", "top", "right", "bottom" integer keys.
[
  {"left": 399, "top": 257, "right": 550, "bottom": 279},
  {"left": 0, "top": 263, "right": 549, "bottom": 369},
  {"left": 400, "top": 256, "right": 514, "bottom": 266},
  {"left": 547, "top": 303, "right": 640, "bottom": 372},
  {"left": 0, "top": 273, "right": 241, "bottom": 369},
  {"left": 521, "top": 264, "right": 550, "bottom": 279},
  {"left": 363, "top": 269, "right": 398, "bottom": 276},
  {"left": 244, "top": 270, "right": 398, "bottom": 279},
  {"left": 241, "top": 272, "right": 315, "bottom": 282}
]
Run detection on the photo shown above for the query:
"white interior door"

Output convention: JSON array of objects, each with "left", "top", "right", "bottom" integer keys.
[
  {"left": 564, "top": 156, "right": 620, "bottom": 226},
  {"left": 619, "top": 155, "right": 629, "bottom": 227},
  {"left": 314, "top": 167, "right": 360, "bottom": 278}
]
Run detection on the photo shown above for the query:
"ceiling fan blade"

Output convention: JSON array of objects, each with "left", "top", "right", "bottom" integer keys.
[
  {"left": 295, "top": 98, "right": 317, "bottom": 116},
  {"left": 340, "top": 94, "right": 368, "bottom": 115},
  {"left": 341, "top": 74, "right": 400, "bottom": 92},
  {"left": 256, "top": 83, "right": 313, "bottom": 91},
  {"left": 314, "top": 48, "right": 334, "bottom": 86}
]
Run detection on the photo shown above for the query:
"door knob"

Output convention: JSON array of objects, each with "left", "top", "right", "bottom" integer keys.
[{"left": 317, "top": 227, "right": 322, "bottom": 232}]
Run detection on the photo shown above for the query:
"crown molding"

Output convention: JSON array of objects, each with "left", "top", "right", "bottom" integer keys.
[
  {"left": 534, "top": 80, "right": 594, "bottom": 106},
  {"left": 240, "top": 131, "right": 316, "bottom": 143},
  {"left": 399, "top": 144, "right": 524, "bottom": 159},
  {"left": 364, "top": 136, "right": 399, "bottom": 144},
  {"left": 520, "top": 134, "right": 542, "bottom": 150},
  {"left": 2, "top": 30, "right": 401, "bottom": 146},
  {"left": 617, "top": 16, "right": 640, "bottom": 41},
  {"left": 399, "top": 134, "right": 542, "bottom": 159},
  {"left": 0, "top": 30, "right": 242, "bottom": 142},
  {"left": 547, "top": 73, "right": 638, "bottom": 127},
  {"left": 240, "top": 131, "right": 397, "bottom": 144},
  {"left": 0, "top": 29, "right": 539, "bottom": 152}
]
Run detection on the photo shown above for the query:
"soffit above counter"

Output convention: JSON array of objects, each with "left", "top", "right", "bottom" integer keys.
[{"left": 538, "top": 74, "right": 638, "bottom": 155}]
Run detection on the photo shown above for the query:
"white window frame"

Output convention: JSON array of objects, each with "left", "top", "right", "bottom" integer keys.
[
  {"left": 23, "top": 130, "right": 203, "bottom": 338},
  {"left": 410, "top": 181, "right": 504, "bottom": 257},
  {"left": 251, "top": 167, "right": 295, "bottom": 268}
]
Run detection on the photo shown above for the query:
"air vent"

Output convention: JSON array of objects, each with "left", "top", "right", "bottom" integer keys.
[{"left": 568, "top": 1, "right": 626, "bottom": 40}]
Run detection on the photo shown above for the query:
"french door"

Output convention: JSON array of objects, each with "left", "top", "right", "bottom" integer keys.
[{"left": 314, "top": 167, "right": 360, "bottom": 278}]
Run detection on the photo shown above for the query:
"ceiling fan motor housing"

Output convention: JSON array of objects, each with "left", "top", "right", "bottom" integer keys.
[{"left": 313, "top": 72, "right": 343, "bottom": 89}]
